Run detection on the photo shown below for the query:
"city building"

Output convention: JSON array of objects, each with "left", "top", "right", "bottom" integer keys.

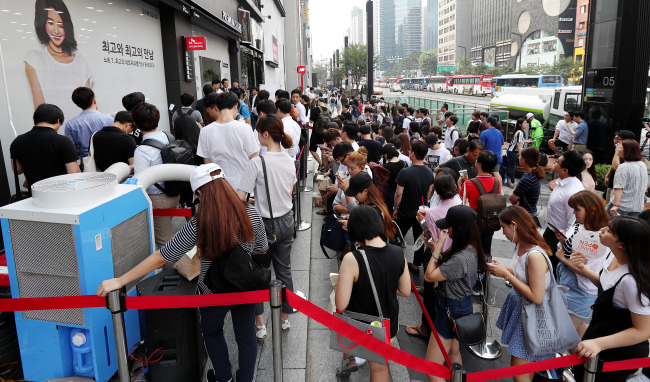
[
  {"left": 379, "top": 0, "right": 396, "bottom": 70},
  {"left": 470, "top": 0, "right": 512, "bottom": 67},
  {"left": 510, "top": 0, "right": 577, "bottom": 69},
  {"left": 350, "top": 6, "right": 365, "bottom": 45},
  {"left": 574, "top": 0, "right": 589, "bottom": 63},
  {"left": 438, "top": 0, "right": 473, "bottom": 71},
  {"left": 394, "top": 0, "right": 421, "bottom": 58},
  {"left": 424, "top": 0, "right": 439, "bottom": 52},
  {"left": 284, "top": 0, "right": 314, "bottom": 90},
  {"left": 261, "top": 0, "right": 288, "bottom": 94}
]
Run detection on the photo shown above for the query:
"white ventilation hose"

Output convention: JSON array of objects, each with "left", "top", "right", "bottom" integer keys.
[
  {"left": 104, "top": 162, "right": 131, "bottom": 183},
  {"left": 132, "top": 164, "right": 196, "bottom": 190}
]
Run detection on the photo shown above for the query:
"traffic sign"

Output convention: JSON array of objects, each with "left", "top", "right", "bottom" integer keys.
[
  {"left": 297, "top": 66, "right": 306, "bottom": 74},
  {"left": 185, "top": 36, "right": 206, "bottom": 50}
]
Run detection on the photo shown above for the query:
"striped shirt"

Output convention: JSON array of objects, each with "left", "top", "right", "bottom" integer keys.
[
  {"left": 507, "top": 130, "right": 525, "bottom": 152},
  {"left": 512, "top": 173, "right": 541, "bottom": 214},
  {"left": 159, "top": 204, "right": 268, "bottom": 294},
  {"left": 612, "top": 161, "right": 648, "bottom": 212}
]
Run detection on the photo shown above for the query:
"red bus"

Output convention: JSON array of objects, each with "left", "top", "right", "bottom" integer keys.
[{"left": 448, "top": 74, "right": 496, "bottom": 96}]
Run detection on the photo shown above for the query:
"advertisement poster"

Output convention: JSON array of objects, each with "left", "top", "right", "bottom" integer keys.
[
  {"left": 0, "top": 0, "right": 169, "bottom": 191},
  {"left": 572, "top": 230, "right": 608, "bottom": 259}
]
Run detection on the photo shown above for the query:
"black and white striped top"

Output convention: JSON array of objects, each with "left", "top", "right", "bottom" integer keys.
[{"left": 159, "top": 204, "right": 268, "bottom": 294}]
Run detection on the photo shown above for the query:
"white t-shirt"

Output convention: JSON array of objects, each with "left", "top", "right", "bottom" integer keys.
[
  {"left": 444, "top": 125, "right": 460, "bottom": 150},
  {"left": 398, "top": 153, "right": 412, "bottom": 166},
  {"left": 281, "top": 116, "right": 301, "bottom": 158},
  {"left": 601, "top": 255, "right": 650, "bottom": 315},
  {"left": 197, "top": 120, "right": 259, "bottom": 191},
  {"left": 351, "top": 141, "right": 360, "bottom": 151},
  {"left": 555, "top": 120, "right": 577, "bottom": 145},
  {"left": 425, "top": 147, "right": 452, "bottom": 173},
  {"left": 562, "top": 224, "right": 606, "bottom": 294},
  {"left": 508, "top": 130, "right": 526, "bottom": 152},
  {"left": 25, "top": 48, "right": 92, "bottom": 135},
  {"left": 512, "top": 247, "right": 552, "bottom": 287},
  {"left": 134, "top": 131, "right": 169, "bottom": 195},
  {"left": 238, "top": 152, "right": 297, "bottom": 218}
]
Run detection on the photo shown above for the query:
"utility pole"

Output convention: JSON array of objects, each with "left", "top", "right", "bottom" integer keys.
[
  {"left": 336, "top": 49, "right": 340, "bottom": 87},
  {"left": 366, "top": 0, "right": 374, "bottom": 101},
  {"left": 344, "top": 36, "right": 349, "bottom": 89}
]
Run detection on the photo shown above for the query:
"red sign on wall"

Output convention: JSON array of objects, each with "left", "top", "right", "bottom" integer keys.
[
  {"left": 297, "top": 66, "right": 306, "bottom": 74},
  {"left": 185, "top": 36, "right": 206, "bottom": 50}
]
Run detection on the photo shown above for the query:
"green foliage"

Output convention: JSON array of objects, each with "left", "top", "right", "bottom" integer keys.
[
  {"left": 399, "top": 51, "right": 421, "bottom": 76},
  {"left": 456, "top": 56, "right": 472, "bottom": 75},
  {"left": 418, "top": 50, "right": 438, "bottom": 75},
  {"left": 341, "top": 44, "right": 378, "bottom": 88},
  {"left": 595, "top": 164, "right": 611, "bottom": 192},
  {"left": 312, "top": 59, "right": 329, "bottom": 86},
  {"left": 551, "top": 58, "right": 583, "bottom": 84}
]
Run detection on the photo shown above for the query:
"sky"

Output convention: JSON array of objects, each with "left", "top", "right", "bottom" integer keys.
[{"left": 310, "top": 0, "right": 368, "bottom": 62}]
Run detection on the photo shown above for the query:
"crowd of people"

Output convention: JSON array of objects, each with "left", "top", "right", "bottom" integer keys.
[{"left": 10, "top": 80, "right": 650, "bottom": 382}]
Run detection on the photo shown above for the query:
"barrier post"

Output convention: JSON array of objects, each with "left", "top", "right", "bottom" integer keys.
[
  {"left": 468, "top": 256, "right": 502, "bottom": 359},
  {"left": 583, "top": 356, "right": 599, "bottom": 382},
  {"left": 300, "top": 144, "right": 313, "bottom": 193},
  {"left": 295, "top": 152, "right": 311, "bottom": 232},
  {"left": 451, "top": 362, "right": 464, "bottom": 382},
  {"left": 270, "top": 280, "right": 284, "bottom": 382},
  {"left": 106, "top": 288, "right": 130, "bottom": 382}
]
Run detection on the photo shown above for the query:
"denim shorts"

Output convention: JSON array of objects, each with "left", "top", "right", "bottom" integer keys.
[
  {"left": 433, "top": 290, "right": 473, "bottom": 340},
  {"left": 557, "top": 262, "right": 597, "bottom": 319}
]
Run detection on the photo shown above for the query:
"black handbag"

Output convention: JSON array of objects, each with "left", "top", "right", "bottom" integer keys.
[
  {"left": 444, "top": 282, "right": 486, "bottom": 346},
  {"left": 203, "top": 244, "right": 271, "bottom": 293},
  {"left": 9, "top": 159, "right": 29, "bottom": 203},
  {"left": 254, "top": 156, "right": 276, "bottom": 268}
]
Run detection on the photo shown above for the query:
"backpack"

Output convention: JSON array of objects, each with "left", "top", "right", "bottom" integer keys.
[
  {"left": 141, "top": 131, "right": 195, "bottom": 196},
  {"left": 470, "top": 178, "right": 506, "bottom": 232},
  {"left": 320, "top": 214, "right": 346, "bottom": 259},
  {"left": 368, "top": 162, "right": 390, "bottom": 197},
  {"left": 175, "top": 108, "right": 197, "bottom": 123},
  {"left": 314, "top": 106, "right": 332, "bottom": 136}
]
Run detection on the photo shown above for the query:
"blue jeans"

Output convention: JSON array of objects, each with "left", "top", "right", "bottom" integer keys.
[
  {"left": 199, "top": 303, "right": 257, "bottom": 382},
  {"left": 481, "top": 230, "right": 494, "bottom": 256},
  {"left": 503, "top": 150, "right": 518, "bottom": 184},
  {"left": 605, "top": 202, "right": 640, "bottom": 217}
]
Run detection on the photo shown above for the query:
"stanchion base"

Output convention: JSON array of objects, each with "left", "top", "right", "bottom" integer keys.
[
  {"left": 468, "top": 337, "right": 502, "bottom": 359},
  {"left": 297, "top": 220, "right": 311, "bottom": 231},
  {"left": 300, "top": 186, "right": 313, "bottom": 192}
]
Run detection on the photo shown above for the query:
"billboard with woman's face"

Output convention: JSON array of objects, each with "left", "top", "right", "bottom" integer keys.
[{"left": 0, "top": 0, "right": 169, "bottom": 190}]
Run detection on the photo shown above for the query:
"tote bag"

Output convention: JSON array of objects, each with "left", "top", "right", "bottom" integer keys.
[
  {"left": 521, "top": 248, "right": 581, "bottom": 355},
  {"left": 82, "top": 132, "right": 98, "bottom": 172}
]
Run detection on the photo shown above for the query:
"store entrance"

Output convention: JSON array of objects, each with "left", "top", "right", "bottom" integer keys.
[{"left": 199, "top": 56, "right": 221, "bottom": 86}]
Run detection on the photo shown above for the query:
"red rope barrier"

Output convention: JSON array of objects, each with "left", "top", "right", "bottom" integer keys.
[
  {"left": 410, "top": 279, "right": 452, "bottom": 368},
  {"left": 602, "top": 356, "right": 650, "bottom": 373},
  {"left": 0, "top": 295, "right": 105, "bottom": 312},
  {"left": 285, "top": 289, "right": 452, "bottom": 380},
  {"left": 466, "top": 354, "right": 584, "bottom": 382},
  {"left": 152, "top": 208, "right": 192, "bottom": 217}
]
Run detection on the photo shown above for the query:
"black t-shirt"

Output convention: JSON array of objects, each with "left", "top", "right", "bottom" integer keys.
[
  {"left": 421, "top": 118, "right": 431, "bottom": 130},
  {"left": 394, "top": 116, "right": 404, "bottom": 135},
  {"left": 309, "top": 105, "right": 320, "bottom": 123},
  {"left": 358, "top": 139, "right": 383, "bottom": 163},
  {"left": 439, "top": 155, "right": 478, "bottom": 179},
  {"left": 346, "top": 245, "right": 405, "bottom": 338},
  {"left": 92, "top": 126, "right": 137, "bottom": 171},
  {"left": 467, "top": 121, "right": 480, "bottom": 141},
  {"left": 340, "top": 111, "right": 352, "bottom": 121},
  {"left": 383, "top": 160, "right": 408, "bottom": 188},
  {"left": 395, "top": 164, "right": 434, "bottom": 218},
  {"left": 10, "top": 126, "right": 78, "bottom": 188}
]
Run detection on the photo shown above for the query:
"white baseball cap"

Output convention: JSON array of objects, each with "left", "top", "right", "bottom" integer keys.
[
  {"left": 526, "top": 112, "right": 534, "bottom": 119},
  {"left": 190, "top": 163, "right": 225, "bottom": 196}
]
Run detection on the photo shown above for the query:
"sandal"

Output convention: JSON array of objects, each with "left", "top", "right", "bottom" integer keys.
[
  {"left": 336, "top": 356, "right": 359, "bottom": 377},
  {"left": 405, "top": 325, "right": 429, "bottom": 339},
  {"left": 255, "top": 325, "right": 267, "bottom": 342}
]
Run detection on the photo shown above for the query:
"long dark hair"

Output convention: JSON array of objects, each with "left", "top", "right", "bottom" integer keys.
[
  {"left": 440, "top": 223, "right": 487, "bottom": 272},
  {"left": 498, "top": 206, "right": 551, "bottom": 256},
  {"left": 579, "top": 149, "right": 598, "bottom": 184},
  {"left": 608, "top": 216, "right": 650, "bottom": 306},
  {"left": 361, "top": 184, "right": 396, "bottom": 239},
  {"left": 256, "top": 115, "right": 292, "bottom": 149},
  {"left": 196, "top": 173, "right": 254, "bottom": 260},
  {"left": 520, "top": 147, "right": 545, "bottom": 180},
  {"left": 35, "top": 0, "right": 77, "bottom": 55}
]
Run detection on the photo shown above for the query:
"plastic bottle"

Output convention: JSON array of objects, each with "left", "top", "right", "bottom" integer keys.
[{"left": 70, "top": 329, "right": 94, "bottom": 377}]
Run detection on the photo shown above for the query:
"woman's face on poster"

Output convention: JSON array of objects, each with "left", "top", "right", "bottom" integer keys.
[{"left": 45, "top": 9, "right": 65, "bottom": 47}]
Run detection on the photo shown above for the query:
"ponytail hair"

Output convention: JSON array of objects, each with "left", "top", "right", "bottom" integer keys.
[
  {"left": 347, "top": 146, "right": 368, "bottom": 168},
  {"left": 256, "top": 115, "right": 293, "bottom": 149},
  {"left": 520, "top": 147, "right": 545, "bottom": 180}
]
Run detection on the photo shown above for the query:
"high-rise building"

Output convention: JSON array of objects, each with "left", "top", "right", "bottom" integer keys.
[
  {"left": 470, "top": 0, "right": 512, "bottom": 67},
  {"left": 425, "top": 0, "right": 439, "bottom": 52},
  {"left": 394, "top": 0, "right": 421, "bottom": 58},
  {"left": 438, "top": 0, "right": 473, "bottom": 70},
  {"left": 379, "top": 0, "right": 396, "bottom": 70},
  {"left": 574, "top": 0, "right": 589, "bottom": 63},
  {"left": 350, "top": 6, "right": 365, "bottom": 45}
]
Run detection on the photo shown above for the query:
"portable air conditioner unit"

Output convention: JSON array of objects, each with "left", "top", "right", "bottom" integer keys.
[{"left": 0, "top": 173, "right": 154, "bottom": 382}]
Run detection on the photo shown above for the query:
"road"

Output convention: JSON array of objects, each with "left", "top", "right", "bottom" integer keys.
[{"left": 374, "top": 88, "right": 494, "bottom": 109}]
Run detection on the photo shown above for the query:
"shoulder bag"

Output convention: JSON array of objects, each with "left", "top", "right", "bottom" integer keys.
[
  {"left": 255, "top": 156, "right": 275, "bottom": 268},
  {"left": 329, "top": 249, "right": 391, "bottom": 365},
  {"left": 443, "top": 281, "right": 486, "bottom": 346},
  {"left": 203, "top": 243, "right": 271, "bottom": 293},
  {"left": 82, "top": 131, "right": 99, "bottom": 172},
  {"left": 521, "top": 247, "right": 581, "bottom": 355}
]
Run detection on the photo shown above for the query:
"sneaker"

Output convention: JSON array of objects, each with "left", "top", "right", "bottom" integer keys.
[
  {"left": 282, "top": 319, "right": 290, "bottom": 330},
  {"left": 355, "top": 357, "right": 367, "bottom": 367},
  {"left": 255, "top": 325, "right": 267, "bottom": 342},
  {"left": 505, "top": 280, "right": 512, "bottom": 287},
  {"left": 336, "top": 357, "right": 359, "bottom": 377},
  {"left": 472, "top": 283, "right": 484, "bottom": 296},
  {"left": 628, "top": 375, "right": 650, "bottom": 382}
]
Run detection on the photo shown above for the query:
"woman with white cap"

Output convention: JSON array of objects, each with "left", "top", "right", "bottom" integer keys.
[{"left": 97, "top": 163, "right": 268, "bottom": 382}]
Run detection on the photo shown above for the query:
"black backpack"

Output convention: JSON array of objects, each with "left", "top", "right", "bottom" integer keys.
[{"left": 141, "top": 131, "right": 195, "bottom": 196}]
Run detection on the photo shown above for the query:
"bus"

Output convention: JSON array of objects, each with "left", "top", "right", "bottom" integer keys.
[
  {"left": 411, "top": 77, "right": 426, "bottom": 91},
  {"left": 426, "top": 76, "right": 449, "bottom": 92},
  {"left": 399, "top": 78, "right": 412, "bottom": 90},
  {"left": 494, "top": 74, "right": 563, "bottom": 91},
  {"left": 448, "top": 74, "right": 496, "bottom": 96}
]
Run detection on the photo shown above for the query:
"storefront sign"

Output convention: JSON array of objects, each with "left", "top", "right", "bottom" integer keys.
[
  {"left": 185, "top": 36, "right": 206, "bottom": 50},
  {"left": 297, "top": 66, "right": 306, "bottom": 74},
  {"left": 558, "top": 29, "right": 573, "bottom": 34},
  {"left": 222, "top": 11, "right": 242, "bottom": 33},
  {"left": 272, "top": 36, "right": 279, "bottom": 63},
  {"left": 585, "top": 68, "right": 616, "bottom": 102},
  {"left": 559, "top": 17, "right": 574, "bottom": 22}
]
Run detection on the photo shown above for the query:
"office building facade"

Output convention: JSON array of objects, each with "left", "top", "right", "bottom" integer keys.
[
  {"left": 470, "top": 0, "right": 512, "bottom": 67},
  {"left": 438, "top": 0, "right": 473, "bottom": 70}
]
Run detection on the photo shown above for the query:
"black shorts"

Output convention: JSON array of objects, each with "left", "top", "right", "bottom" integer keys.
[
  {"left": 309, "top": 131, "right": 324, "bottom": 152},
  {"left": 555, "top": 139, "right": 569, "bottom": 149}
]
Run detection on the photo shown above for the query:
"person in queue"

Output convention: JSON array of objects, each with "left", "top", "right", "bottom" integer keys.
[
  {"left": 237, "top": 115, "right": 297, "bottom": 341},
  {"left": 572, "top": 216, "right": 650, "bottom": 382},
  {"left": 97, "top": 164, "right": 268, "bottom": 382},
  {"left": 553, "top": 190, "right": 608, "bottom": 337},
  {"left": 509, "top": 147, "right": 544, "bottom": 219},
  {"left": 607, "top": 139, "right": 647, "bottom": 217},
  {"left": 334, "top": 147, "right": 370, "bottom": 215},
  {"left": 335, "top": 205, "right": 411, "bottom": 380},
  {"left": 488, "top": 206, "right": 556, "bottom": 381},
  {"left": 344, "top": 171, "right": 396, "bottom": 241},
  {"left": 382, "top": 144, "right": 409, "bottom": 211},
  {"left": 423, "top": 205, "right": 487, "bottom": 382}
]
